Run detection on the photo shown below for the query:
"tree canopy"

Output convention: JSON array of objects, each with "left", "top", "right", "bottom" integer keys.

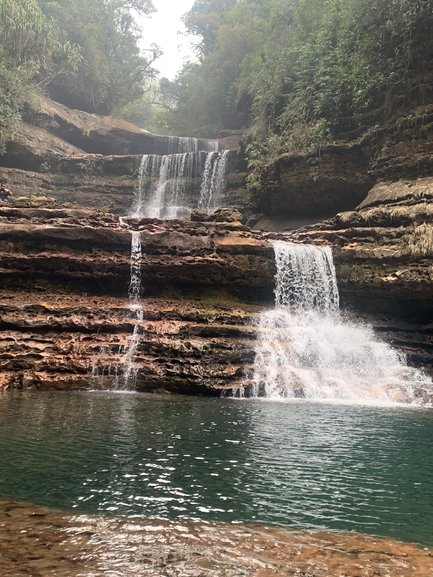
[
  {"left": 162, "top": 0, "right": 433, "bottom": 183},
  {"left": 38, "top": 0, "right": 157, "bottom": 113},
  {"left": 0, "top": 0, "right": 157, "bottom": 152}
]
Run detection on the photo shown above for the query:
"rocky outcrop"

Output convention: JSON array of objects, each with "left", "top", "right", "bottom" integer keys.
[
  {"left": 289, "top": 177, "right": 433, "bottom": 318},
  {"left": 19, "top": 97, "right": 176, "bottom": 156},
  {"left": 0, "top": 291, "right": 261, "bottom": 394},
  {"left": 1, "top": 204, "right": 433, "bottom": 392},
  {"left": 281, "top": 176, "right": 433, "bottom": 373},
  {"left": 254, "top": 103, "right": 433, "bottom": 229},
  {"left": 258, "top": 143, "right": 372, "bottom": 223},
  {"left": 1, "top": 98, "right": 433, "bottom": 394},
  {"left": 0, "top": 158, "right": 139, "bottom": 214},
  {"left": 3, "top": 96, "right": 231, "bottom": 161},
  {"left": 0, "top": 207, "right": 275, "bottom": 393},
  {"left": 0, "top": 207, "right": 274, "bottom": 297}
]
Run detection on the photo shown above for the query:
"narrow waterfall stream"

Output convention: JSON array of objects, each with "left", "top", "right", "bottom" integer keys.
[
  {"left": 131, "top": 137, "right": 230, "bottom": 219},
  {"left": 91, "top": 231, "right": 143, "bottom": 389},
  {"left": 251, "top": 240, "right": 433, "bottom": 405},
  {"left": 117, "top": 230, "right": 143, "bottom": 389}
]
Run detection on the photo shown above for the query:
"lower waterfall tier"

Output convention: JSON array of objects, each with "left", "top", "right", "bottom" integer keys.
[{"left": 1, "top": 207, "right": 433, "bottom": 398}]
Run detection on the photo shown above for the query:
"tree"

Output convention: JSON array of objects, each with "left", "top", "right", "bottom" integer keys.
[
  {"left": 183, "top": 0, "right": 238, "bottom": 56},
  {"left": 0, "top": 0, "right": 76, "bottom": 152},
  {"left": 39, "top": 0, "right": 157, "bottom": 113}
]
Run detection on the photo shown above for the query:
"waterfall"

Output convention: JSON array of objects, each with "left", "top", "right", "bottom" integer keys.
[
  {"left": 131, "top": 138, "right": 230, "bottom": 219},
  {"left": 168, "top": 136, "right": 219, "bottom": 153},
  {"left": 199, "top": 150, "right": 230, "bottom": 212},
  {"left": 90, "top": 231, "right": 143, "bottom": 390},
  {"left": 250, "top": 240, "right": 432, "bottom": 405},
  {"left": 117, "top": 231, "right": 143, "bottom": 389}
]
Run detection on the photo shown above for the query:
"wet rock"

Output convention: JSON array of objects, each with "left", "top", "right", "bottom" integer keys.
[
  {"left": 0, "top": 204, "right": 274, "bottom": 393},
  {"left": 0, "top": 499, "right": 432, "bottom": 577}
]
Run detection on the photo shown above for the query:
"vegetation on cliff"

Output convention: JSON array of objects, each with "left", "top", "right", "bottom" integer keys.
[
  {"left": 162, "top": 0, "right": 433, "bottom": 185},
  {"left": 0, "top": 0, "right": 156, "bottom": 153}
]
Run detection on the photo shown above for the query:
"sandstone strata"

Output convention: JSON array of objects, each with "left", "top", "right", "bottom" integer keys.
[
  {"left": 0, "top": 208, "right": 273, "bottom": 393},
  {"left": 290, "top": 177, "right": 433, "bottom": 319},
  {"left": 258, "top": 143, "right": 372, "bottom": 222}
]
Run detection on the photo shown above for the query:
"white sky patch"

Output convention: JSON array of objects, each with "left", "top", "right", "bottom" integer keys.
[{"left": 139, "top": 0, "right": 197, "bottom": 79}]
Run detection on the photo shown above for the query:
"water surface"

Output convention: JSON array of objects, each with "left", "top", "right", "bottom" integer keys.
[{"left": 1, "top": 392, "right": 432, "bottom": 545}]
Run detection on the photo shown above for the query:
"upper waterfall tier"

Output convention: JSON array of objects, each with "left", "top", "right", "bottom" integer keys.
[
  {"left": 131, "top": 147, "right": 231, "bottom": 220},
  {"left": 167, "top": 136, "right": 219, "bottom": 153}
]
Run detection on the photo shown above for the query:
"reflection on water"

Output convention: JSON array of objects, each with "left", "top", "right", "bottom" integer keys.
[
  {"left": 0, "top": 392, "right": 433, "bottom": 546},
  {"left": 1, "top": 499, "right": 432, "bottom": 577}
]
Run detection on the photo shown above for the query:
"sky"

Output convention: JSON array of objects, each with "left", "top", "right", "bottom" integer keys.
[{"left": 139, "top": 0, "right": 197, "bottom": 79}]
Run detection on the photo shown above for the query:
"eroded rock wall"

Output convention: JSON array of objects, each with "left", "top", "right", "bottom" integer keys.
[{"left": 0, "top": 208, "right": 274, "bottom": 393}]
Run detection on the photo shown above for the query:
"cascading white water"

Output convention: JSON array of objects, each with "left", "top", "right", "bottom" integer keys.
[
  {"left": 252, "top": 240, "right": 432, "bottom": 405},
  {"left": 117, "top": 231, "right": 143, "bottom": 389},
  {"left": 168, "top": 136, "right": 219, "bottom": 153},
  {"left": 131, "top": 153, "right": 192, "bottom": 219},
  {"left": 131, "top": 137, "right": 230, "bottom": 219},
  {"left": 199, "top": 150, "right": 230, "bottom": 212},
  {"left": 90, "top": 231, "right": 143, "bottom": 389}
]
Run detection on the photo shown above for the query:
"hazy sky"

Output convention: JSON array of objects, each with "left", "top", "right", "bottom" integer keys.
[{"left": 140, "top": 0, "right": 197, "bottom": 79}]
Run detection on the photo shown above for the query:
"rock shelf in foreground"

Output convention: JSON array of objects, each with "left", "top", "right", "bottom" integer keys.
[{"left": 0, "top": 499, "right": 431, "bottom": 577}]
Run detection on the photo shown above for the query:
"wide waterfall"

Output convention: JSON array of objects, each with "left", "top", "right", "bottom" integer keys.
[
  {"left": 251, "top": 240, "right": 432, "bottom": 405},
  {"left": 131, "top": 137, "right": 230, "bottom": 219}
]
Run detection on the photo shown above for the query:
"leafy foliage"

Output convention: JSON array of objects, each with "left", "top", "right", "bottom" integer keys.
[
  {"left": 165, "top": 0, "right": 433, "bottom": 184},
  {"left": 39, "top": 0, "right": 157, "bottom": 113},
  {"left": 0, "top": 0, "right": 159, "bottom": 153},
  {"left": 183, "top": 0, "right": 238, "bottom": 56},
  {"left": 0, "top": 0, "right": 74, "bottom": 152}
]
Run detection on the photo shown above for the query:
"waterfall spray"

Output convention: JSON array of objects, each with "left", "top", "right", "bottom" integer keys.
[{"left": 250, "top": 241, "right": 432, "bottom": 405}]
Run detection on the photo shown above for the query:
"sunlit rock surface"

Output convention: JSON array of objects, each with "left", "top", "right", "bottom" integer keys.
[
  {"left": 0, "top": 500, "right": 431, "bottom": 577},
  {"left": 0, "top": 208, "right": 274, "bottom": 393}
]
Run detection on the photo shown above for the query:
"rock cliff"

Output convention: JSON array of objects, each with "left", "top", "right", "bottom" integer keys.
[
  {"left": 0, "top": 208, "right": 273, "bottom": 393},
  {"left": 1, "top": 96, "right": 433, "bottom": 395}
]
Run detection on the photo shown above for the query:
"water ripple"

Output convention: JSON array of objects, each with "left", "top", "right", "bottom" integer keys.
[{"left": 0, "top": 391, "right": 432, "bottom": 545}]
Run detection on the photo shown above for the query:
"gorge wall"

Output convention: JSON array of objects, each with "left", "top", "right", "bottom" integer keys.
[
  {"left": 1, "top": 95, "right": 433, "bottom": 394},
  {"left": 0, "top": 207, "right": 273, "bottom": 393}
]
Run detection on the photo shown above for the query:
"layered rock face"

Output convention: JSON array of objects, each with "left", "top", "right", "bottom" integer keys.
[
  {"left": 291, "top": 178, "right": 433, "bottom": 319},
  {"left": 1, "top": 97, "right": 247, "bottom": 218},
  {"left": 2, "top": 96, "right": 433, "bottom": 393},
  {"left": 0, "top": 208, "right": 273, "bottom": 393},
  {"left": 286, "top": 177, "right": 433, "bottom": 374},
  {"left": 2, "top": 203, "right": 433, "bottom": 393},
  {"left": 257, "top": 143, "right": 373, "bottom": 224}
]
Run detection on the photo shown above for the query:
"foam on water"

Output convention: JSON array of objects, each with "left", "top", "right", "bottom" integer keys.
[{"left": 250, "top": 241, "right": 432, "bottom": 405}]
